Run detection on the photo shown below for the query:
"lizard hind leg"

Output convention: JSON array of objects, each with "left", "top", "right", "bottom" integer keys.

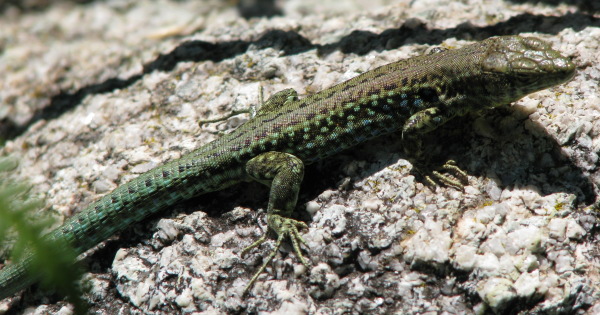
[
  {"left": 242, "top": 151, "right": 309, "bottom": 294},
  {"left": 199, "top": 88, "right": 298, "bottom": 126}
]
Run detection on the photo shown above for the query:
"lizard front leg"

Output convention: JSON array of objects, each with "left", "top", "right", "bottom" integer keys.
[
  {"left": 402, "top": 107, "right": 468, "bottom": 189},
  {"left": 241, "top": 151, "right": 309, "bottom": 294}
]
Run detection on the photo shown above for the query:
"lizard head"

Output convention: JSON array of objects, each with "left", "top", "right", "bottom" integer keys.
[{"left": 480, "top": 36, "right": 576, "bottom": 104}]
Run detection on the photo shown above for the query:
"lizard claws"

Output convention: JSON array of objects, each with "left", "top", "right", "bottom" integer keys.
[
  {"left": 418, "top": 160, "right": 468, "bottom": 190},
  {"left": 242, "top": 215, "right": 309, "bottom": 295}
]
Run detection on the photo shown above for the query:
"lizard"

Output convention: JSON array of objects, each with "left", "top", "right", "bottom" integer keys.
[{"left": 0, "top": 35, "right": 575, "bottom": 299}]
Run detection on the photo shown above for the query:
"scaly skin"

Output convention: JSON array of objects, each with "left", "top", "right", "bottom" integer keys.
[{"left": 0, "top": 36, "right": 575, "bottom": 299}]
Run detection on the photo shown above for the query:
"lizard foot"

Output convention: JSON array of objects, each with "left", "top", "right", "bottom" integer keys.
[
  {"left": 416, "top": 159, "right": 468, "bottom": 190},
  {"left": 241, "top": 214, "right": 309, "bottom": 295}
]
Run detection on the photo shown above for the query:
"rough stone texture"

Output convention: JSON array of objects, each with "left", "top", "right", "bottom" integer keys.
[{"left": 0, "top": 0, "right": 599, "bottom": 314}]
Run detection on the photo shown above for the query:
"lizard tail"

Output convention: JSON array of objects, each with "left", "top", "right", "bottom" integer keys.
[{"left": 0, "top": 255, "right": 35, "bottom": 299}]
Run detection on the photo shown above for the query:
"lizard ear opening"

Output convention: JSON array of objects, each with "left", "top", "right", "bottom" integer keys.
[
  {"left": 481, "top": 52, "right": 510, "bottom": 74},
  {"left": 481, "top": 53, "right": 510, "bottom": 74}
]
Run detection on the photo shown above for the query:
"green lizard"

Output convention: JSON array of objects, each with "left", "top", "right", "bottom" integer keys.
[{"left": 0, "top": 35, "right": 575, "bottom": 299}]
